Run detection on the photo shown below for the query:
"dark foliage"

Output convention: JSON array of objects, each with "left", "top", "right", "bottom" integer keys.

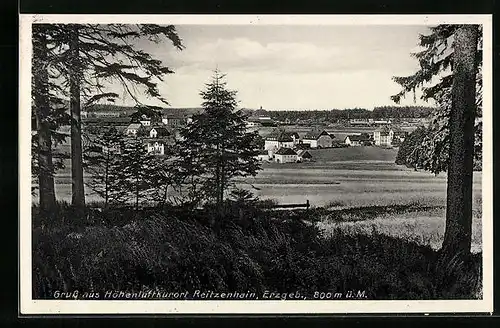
[{"left": 32, "top": 203, "right": 481, "bottom": 300}]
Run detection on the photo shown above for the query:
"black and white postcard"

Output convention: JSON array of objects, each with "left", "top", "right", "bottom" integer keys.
[{"left": 19, "top": 14, "right": 493, "bottom": 314}]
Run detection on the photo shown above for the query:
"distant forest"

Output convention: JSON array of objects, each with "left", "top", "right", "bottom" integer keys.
[
  {"left": 247, "top": 106, "right": 436, "bottom": 122},
  {"left": 87, "top": 104, "right": 435, "bottom": 122}
]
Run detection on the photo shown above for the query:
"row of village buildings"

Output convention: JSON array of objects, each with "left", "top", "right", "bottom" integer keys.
[
  {"left": 112, "top": 111, "right": 407, "bottom": 164},
  {"left": 256, "top": 126, "right": 407, "bottom": 163}
]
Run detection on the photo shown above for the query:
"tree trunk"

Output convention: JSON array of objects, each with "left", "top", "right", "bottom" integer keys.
[
  {"left": 69, "top": 24, "right": 86, "bottom": 211},
  {"left": 219, "top": 148, "right": 225, "bottom": 215},
  {"left": 105, "top": 150, "right": 109, "bottom": 208},
  {"left": 215, "top": 143, "right": 221, "bottom": 206},
  {"left": 33, "top": 27, "right": 57, "bottom": 214},
  {"left": 135, "top": 172, "right": 139, "bottom": 211},
  {"left": 441, "top": 25, "right": 479, "bottom": 258}
]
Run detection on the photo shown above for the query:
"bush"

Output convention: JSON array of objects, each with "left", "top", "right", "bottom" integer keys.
[{"left": 32, "top": 204, "right": 482, "bottom": 300}]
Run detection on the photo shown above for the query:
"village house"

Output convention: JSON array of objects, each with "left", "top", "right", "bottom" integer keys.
[
  {"left": 162, "top": 113, "right": 187, "bottom": 127},
  {"left": 349, "top": 119, "right": 372, "bottom": 127},
  {"left": 146, "top": 126, "right": 170, "bottom": 139},
  {"left": 373, "top": 125, "right": 406, "bottom": 147},
  {"left": 373, "top": 126, "right": 393, "bottom": 146},
  {"left": 344, "top": 134, "right": 371, "bottom": 146},
  {"left": 264, "top": 130, "right": 300, "bottom": 153},
  {"left": 372, "top": 119, "right": 392, "bottom": 126},
  {"left": 125, "top": 123, "right": 142, "bottom": 136},
  {"left": 296, "top": 150, "right": 313, "bottom": 162},
  {"left": 246, "top": 116, "right": 262, "bottom": 128},
  {"left": 139, "top": 114, "right": 151, "bottom": 126},
  {"left": 129, "top": 107, "right": 163, "bottom": 126},
  {"left": 258, "top": 116, "right": 277, "bottom": 127},
  {"left": 145, "top": 139, "right": 166, "bottom": 155},
  {"left": 142, "top": 126, "right": 173, "bottom": 155},
  {"left": 302, "top": 130, "right": 334, "bottom": 148},
  {"left": 93, "top": 111, "right": 121, "bottom": 118},
  {"left": 274, "top": 147, "right": 298, "bottom": 163}
]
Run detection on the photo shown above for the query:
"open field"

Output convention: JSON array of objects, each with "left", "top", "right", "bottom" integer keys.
[{"left": 241, "top": 146, "right": 483, "bottom": 253}]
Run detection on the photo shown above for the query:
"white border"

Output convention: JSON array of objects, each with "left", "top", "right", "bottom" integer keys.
[{"left": 19, "top": 14, "right": 493, "bottom": 315}]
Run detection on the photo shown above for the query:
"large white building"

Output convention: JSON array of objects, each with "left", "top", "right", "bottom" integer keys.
[
  {"left": 264, "top": 130, "right": 300, "bottom": 152},
  {"left": 373, "top": 126, "right": 407, "bottom": 147}
]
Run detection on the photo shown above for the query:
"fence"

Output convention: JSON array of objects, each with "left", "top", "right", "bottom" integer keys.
[{"left": 270, "top": 199, "right": 310, "bottom": 210}]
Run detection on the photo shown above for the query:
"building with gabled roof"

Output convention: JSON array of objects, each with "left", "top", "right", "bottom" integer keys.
[
  {"left": 344, "top": 134, "right": 371, "bottom": 146},
  {"left": 296, "top": 150, "right": 313, "bottom": 162},
  {"left": 302, "top": 129, "right": 333, "bottom": 148},
  {"left": 145, "top": 126, "right": 170, "bottom": 139},
  {"left": 264, "top": 129, "right": 300, "bottom": 151},
  {"left": 274, "top": 147, "right": 297, "bottom": 163}
]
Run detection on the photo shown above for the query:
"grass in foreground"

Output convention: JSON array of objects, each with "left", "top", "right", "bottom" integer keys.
[{"left": 32, "top": 202, "right": 482, "bottom": 300}]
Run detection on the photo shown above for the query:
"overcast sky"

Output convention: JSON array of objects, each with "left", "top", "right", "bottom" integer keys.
[{"left": 116, "top": 25, "right": 437, "bottom": 110}]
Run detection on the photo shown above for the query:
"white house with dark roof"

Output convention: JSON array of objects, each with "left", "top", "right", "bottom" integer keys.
[
  {"left": 302, "top": 130, "right": 333, "bottom": 148},
  {"left": 142, "top": 126, "right": 173, "bottom": 155},
  {"left": 147, "top": 126, "right": 170, "bottom": 139},
  {"left": 344, "top": 134, "right": 371, "bottom": 146},
  {"left": 274, "top": 147, "right": 298, "bottom": 163},
  {"left": 264, "top": 130, "right": 300, "bottom": 152}
]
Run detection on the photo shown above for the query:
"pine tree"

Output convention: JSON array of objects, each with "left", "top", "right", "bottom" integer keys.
[
  {"left": 120, "top": 136, "right": 157, "bottom": 211},
  {"left": 442, "top": 25, "right": 479, "bottom": 257},
  {"left": 178, "top": 70, "right": 261, "bottom": 211},
  {"left": 392, "top": 24, "right": 481, "bottom": 257},
  {"left": 147, "top": 146, "right": 182, "bottom": 206},
  {"left": 395, "top": 126, "right": 428, "bottom": 170},
  {"left": 68, "top": 25, "right": 85, "bottom": 210},
  {"left": 84, "top": 127, "right": 128, "bottom": 208},
  {"left": 32, "top": 24, "right": 72, "bottom": 214},
  {"left": 32, "top": 25, "right": 57, "bottom": 214},
  {"left": 392, "top": 25, "right": 483, "bottom": 174},
  {"left": 40, "top": 23, "right": 184, "bottom": 212}
]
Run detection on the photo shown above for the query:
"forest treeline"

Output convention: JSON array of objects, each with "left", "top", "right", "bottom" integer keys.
[
  {"left": 86, "top": 103, "right": 435, "bottom": 122},
  {"left": 246, "top": 106, "right": 435, "bottom": 122}
]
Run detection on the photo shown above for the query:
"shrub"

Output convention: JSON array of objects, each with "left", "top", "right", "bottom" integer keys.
[{"left": 32, "top": 204, "right": 482, "bottom": 300}]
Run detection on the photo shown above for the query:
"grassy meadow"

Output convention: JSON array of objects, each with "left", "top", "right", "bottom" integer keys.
[
  {"left": 41, "top": 144, "right": 484, "bottom": 254},
  {"left": 31, "top": 127, "right": 484, "bottom": 300},
  {"left": 242, "top": 146, "right": 483, "bottom": 253}
]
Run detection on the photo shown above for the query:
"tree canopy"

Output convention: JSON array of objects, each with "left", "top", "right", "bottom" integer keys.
[{"left": 392, "top": 25, "right": 482, "bottom": 174}]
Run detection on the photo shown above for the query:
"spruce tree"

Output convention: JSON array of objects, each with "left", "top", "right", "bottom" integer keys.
[
  {"left": 392, "top": 24, "right": 482, "bottom": 175},
  {"left": 39, "top": 24, "right": 184, "bottom": 212},
  {"left": 147, "top": 146, "right": 181, "bottom": 206},
  {"left": 32, "top": 24, "right": 72, "bottom": 214},
  {"left": 392, "top": 24, "right": 481, "bottom": 257},
  {"left": 178, "top": 70, "right": 261, "bottom": 211},
  {"left": 32, "top": 25, "right": 57, "bottom": 214},
  {"left": 120, "top": 136, "right": 157, "bottom": 211},
  {"left": 84, "top": 127, "right": 128, "bottom": 208}
]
